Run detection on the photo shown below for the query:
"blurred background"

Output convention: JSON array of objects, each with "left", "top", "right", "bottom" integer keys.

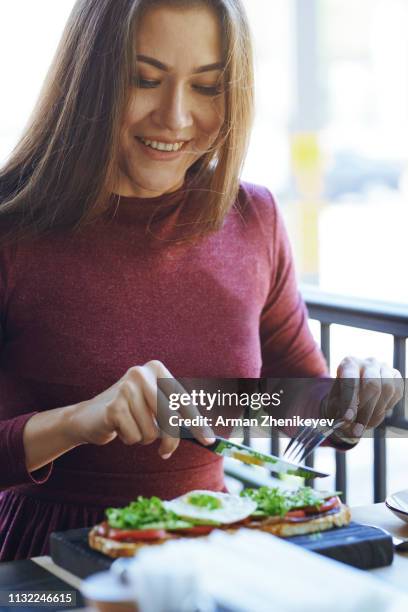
[
  {"left": 0, "top": 0, "right": 406, "bottom": 505},
  {"left": 243, "top": 0, "right": 407, "bottom": 301}
]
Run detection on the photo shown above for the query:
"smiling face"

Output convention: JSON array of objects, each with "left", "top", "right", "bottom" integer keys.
[{"left": 114, "top": 4, "right": 226, "bottom": 198}]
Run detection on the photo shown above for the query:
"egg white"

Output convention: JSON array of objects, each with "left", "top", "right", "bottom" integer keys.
[{"left": 163, "top": 490, "right": 257, "bottom": 525}]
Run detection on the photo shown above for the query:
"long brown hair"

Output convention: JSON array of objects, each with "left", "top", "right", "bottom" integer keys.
[{"left": 0, "top": 0, "right": 254, "bottom": 243}]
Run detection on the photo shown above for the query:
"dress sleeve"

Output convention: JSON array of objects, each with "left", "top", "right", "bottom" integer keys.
[
  {"left": 259, "top": 192, "right": 327, "bottom": 378},
  {"left": 0, "top": 410, "right": 54, "bottom": 489},
  {"left": 0, "top": 239, "right": 53, "bottom": 489}
]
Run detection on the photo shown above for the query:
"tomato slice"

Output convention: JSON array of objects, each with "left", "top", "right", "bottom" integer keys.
[
  {"left": 303, "top": 496, "right": 340, "bottom": 515},
  {"left": 317, "top": 496, "right": 340, "bottom": 513},
  {"left": 172, "top": 525, "right": 216, "bottom": 536},
  {"left": 107, "top": 528, "right": 167, "bottom": 541},
  {"left": 284, "top": 510, "right": 306, "bottom": 518}
]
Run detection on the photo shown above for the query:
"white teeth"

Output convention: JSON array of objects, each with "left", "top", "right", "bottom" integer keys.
[{"left": 139, "top": 137, "right": 184, "bottom": 152}]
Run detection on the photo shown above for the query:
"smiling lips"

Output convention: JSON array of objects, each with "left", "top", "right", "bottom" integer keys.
[{"left": 138, "top": 136, "right": 187, "bottom": 152}]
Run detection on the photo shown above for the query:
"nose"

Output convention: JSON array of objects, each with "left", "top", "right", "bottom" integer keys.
[{"left": 152, "top": 83, "right": 193, "bottom": 132}]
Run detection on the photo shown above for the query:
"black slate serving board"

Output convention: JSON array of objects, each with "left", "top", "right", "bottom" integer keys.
[{"left": 50, "top": 522, "right": 393, "bottom": 580}]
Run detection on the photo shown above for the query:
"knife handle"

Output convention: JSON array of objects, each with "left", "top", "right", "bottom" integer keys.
[{"left": 178, "top": 426, "right": 220, "bottom": 452}]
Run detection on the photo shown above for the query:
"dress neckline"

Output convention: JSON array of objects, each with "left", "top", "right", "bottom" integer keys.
[{"left": 107, "top": 181, "right": 191, "bottom": 224}]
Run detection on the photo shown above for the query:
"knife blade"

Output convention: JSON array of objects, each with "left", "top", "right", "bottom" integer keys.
[{"left": 181, "top": 430, "right": 328, "bottom": 479}]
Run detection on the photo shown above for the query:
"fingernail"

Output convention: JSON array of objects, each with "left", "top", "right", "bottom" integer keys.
[
  {"left": 204, "top": 437, "right": 216, "bottom": 445},
  {"left": 161, "top": 453, "right": 171, "bottom": 460},
  {"left": 352, "top": 423, "right": 365, "bottom": 437},
  {"left": 344, "top": 409, "right": 355, "bottom": 420}
]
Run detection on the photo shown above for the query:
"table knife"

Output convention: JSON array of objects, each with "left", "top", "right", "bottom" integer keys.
[{"left": 181, "top": 430, "right": 329, "bottom": 479}]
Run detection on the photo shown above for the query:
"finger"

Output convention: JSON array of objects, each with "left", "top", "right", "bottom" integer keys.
[
  {"left": 158, "top": 434, "right": 180, "bottom": 459},
  {"left": 336, "top": 356, "right": 363, "bottom": 379},
  {"left": 177, "top": 400, "right": 215, "bottom": 445},
  {"left": 126, "top": 365, "right": 179, "bottom": 456},
  {"left": 109, "top": 390, "right": 142, "bottom": 445},
  {"left": 145, "top": 361, "right": 215, "bottom": 444},
  {"left": 358, "top": 360, "right": 382, "bottom": 408},
  {"left": 332, "top": 357, "right": 361, "bottom": 422},
  {"left": 135, "top": 362, "right": 189, "bottom": 419},
  {"left": 123, "top": 379, "right": 159, "bottom": 445},
  {"left": 127, "top": 364, "right": 161, "bottom": 416},
  {"left": 383, "top": 368, "right": 405, "bottom": 416},
  {"left": 326, "top": 378, "right": 358, "bottom": 423},
  {"left": 352, "top": 365, "right": 382, "bottom": 435},
  {"left": 365, "top": 364, "right": 395, "bottom": 427},
  {"left": 127, "top": 363, "right": 178, "bottom": 434},
  {"left": 157, "top": 385, "right": 180, "bottom": 459}
]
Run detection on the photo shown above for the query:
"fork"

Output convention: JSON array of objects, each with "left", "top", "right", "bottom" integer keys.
[{"left": 284, "top": 418, "right": 346, "bottom": 464}]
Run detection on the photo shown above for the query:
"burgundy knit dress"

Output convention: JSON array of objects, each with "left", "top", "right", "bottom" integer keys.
[{"left": 0, "top": 182, "right": 326, "bottom": 560}]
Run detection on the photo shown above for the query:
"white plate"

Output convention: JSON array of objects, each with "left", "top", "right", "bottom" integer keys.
[{"left": 385, "top": 489, "right": 408, "bottom": 523}]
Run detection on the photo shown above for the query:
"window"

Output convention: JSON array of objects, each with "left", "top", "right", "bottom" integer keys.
[
  {"left": 0, "top": 0, "right": 75, "bottom": 164},
  {"left": 242, "top": 0, "right": 407, "bottom": 304}
]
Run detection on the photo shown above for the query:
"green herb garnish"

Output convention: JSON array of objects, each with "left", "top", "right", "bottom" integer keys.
[
  {"left": 241, "top": 487, "right": 339, "bottom": 517},
  {"left": 106, "top": 496, "right": 191, "bottom": 530},
  {"left": 187, "top": 493, "right": 222, "bottom": 510}
]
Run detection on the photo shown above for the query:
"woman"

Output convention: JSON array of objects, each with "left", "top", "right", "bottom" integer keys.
[{"left": 0, "top": 0, "right": 402, "bottom": 561}]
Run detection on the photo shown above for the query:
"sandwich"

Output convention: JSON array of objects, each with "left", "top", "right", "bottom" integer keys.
[
  {"left": 241, "top": 486, "right": 350, "bottom": 537},
  {"left": 88, "top": 491, "right": 256, "bottom": 558},
  {"left": 88, "top": 487, "right": 350, "bottom": 558}
]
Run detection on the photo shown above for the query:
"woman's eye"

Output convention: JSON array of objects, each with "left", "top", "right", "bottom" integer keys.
[
  {"left": 193, "top": 85, "right": 223, "bottom": 96},
  {"left": 133, "top": 77, "right": 160, "bottom": 89}
]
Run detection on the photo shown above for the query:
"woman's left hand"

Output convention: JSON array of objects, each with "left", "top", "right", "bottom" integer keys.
[{"left": 323, "top": 356, "right": 404, "bottom": 440}]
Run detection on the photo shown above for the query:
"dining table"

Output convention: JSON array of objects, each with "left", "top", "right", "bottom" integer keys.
[{"left": 1, "top": 502, "right": 408, "bottom": 611}]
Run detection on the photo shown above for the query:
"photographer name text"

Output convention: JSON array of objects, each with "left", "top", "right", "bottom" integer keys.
[{"left": 168, "top": 415, "right": 334, "bottom": 428}]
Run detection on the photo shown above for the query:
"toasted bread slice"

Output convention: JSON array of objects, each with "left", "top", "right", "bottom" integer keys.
[
  {"left": 246, "top": 503, "right": 351, "bottom": 537},
  {"left": 88, "top": 527, "right": 179, "bottom": 558}
]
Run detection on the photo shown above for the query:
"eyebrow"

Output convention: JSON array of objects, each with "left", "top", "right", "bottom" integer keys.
[{"left": 136, "top": 54, "right": 224, "bottom": 74}]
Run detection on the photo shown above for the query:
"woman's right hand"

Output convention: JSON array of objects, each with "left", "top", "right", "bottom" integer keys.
[{"left": 69, "top": 360, "right": 215, "bottom": 459}]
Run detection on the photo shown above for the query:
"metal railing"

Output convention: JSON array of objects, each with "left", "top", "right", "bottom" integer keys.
[
  {"left": 224, "top": 286, "right": 407, "bottom": 503},
  {"left": 303, "top": 285, "right": 407, "bottom": 503}
]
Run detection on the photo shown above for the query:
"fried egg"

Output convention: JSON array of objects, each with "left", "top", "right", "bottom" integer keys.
[{"left": 163, "top": 490, "right": 257, "bottom": 525}]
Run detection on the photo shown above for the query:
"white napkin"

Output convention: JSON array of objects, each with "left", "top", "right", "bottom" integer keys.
[
  {"left": 83, "top": 529, "right": 408, "bottom": 612},
  {"left": 122, "top": 549, "right": 215, "bottom": 612}
]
